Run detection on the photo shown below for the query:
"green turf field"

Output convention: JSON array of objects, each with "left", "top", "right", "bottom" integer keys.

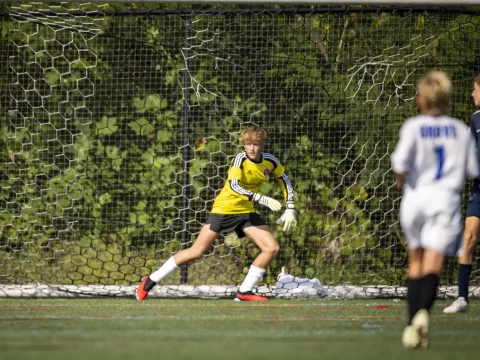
[{"left": 0, "top": 298, "right": 478, "bottom": 360}]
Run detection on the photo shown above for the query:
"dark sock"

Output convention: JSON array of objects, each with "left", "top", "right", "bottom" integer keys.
[
  {"left": 458, "top": 264, "right": 472, "bottom": 301},
  {"left": 406, "top": 277, "right": 422, "bottom": 324},
  {"left": 143, "top": 277, "right": 156, "bottom": 291},
  {"left": 419, "top": 273, "right": 439, "bottom": 312}
]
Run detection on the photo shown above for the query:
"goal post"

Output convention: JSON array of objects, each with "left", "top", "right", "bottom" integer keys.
[{"left": 1, "top": 1, "right": 480, "bottom": 299}]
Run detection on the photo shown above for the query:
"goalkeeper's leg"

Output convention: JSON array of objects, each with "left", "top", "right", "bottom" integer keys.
[
  {"left": 235, "top": 225, "right": 279, "bottom": 302},
  {"left": 136, "top": 225, "right": 218, "bottom": 301}
]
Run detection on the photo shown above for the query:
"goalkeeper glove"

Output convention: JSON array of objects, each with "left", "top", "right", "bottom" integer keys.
[
  {"left": 276, "top": 203, "right": 297, "bottom": 232},
  {"left": 252, "top": 193, "right": 282, "bottom": 212}
]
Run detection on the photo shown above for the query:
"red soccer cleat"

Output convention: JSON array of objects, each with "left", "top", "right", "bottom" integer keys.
[
  {"left": 235, "top": 290, "right": 269, "bottom": 302},
  {"left": 136, "top": 275, "right": 155, "bottom": 301}
]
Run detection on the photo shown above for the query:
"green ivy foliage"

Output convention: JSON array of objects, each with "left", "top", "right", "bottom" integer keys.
[{"left": 1, "top": 3, "right": 479, "bottom": 287}]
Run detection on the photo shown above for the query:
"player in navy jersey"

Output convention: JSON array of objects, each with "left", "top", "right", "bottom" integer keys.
[
  {"left": 391, "top": 71, "right": 479, "bottom": 349},
  {"left": 444, "top": 75, "right": 480, "bottom": 313},
  {"left": 136, "top": 126, "right": 297, "bottom": 302}
]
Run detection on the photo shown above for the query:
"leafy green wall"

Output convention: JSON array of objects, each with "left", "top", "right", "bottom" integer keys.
[{"left": 1, "top": 3, "right": 480, "bottom": 287}]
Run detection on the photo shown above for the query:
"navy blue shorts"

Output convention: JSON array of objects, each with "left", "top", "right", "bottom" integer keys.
[
  {"left": 206, "top": 213, "right": 266, "bottom": 238},
  {"left": 466, "top": 192, "right": 480, "bottom": 219}
]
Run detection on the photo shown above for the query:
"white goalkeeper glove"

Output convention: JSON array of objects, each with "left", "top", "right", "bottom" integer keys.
[
  {"left": 252, "top": 193, "right": 282, "bottom": 212},
  {"left": 276, "top": 203, "right": 297, "bottom": 232}
]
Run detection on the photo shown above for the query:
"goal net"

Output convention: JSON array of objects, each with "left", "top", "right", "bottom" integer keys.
[{"left": 1, "top": 1, "right": 480, "bottom": 299}]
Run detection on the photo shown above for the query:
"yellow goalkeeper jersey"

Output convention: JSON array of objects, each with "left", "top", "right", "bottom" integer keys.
[{"left": 211, "top": 152, "right": 294, "bottom": 214}]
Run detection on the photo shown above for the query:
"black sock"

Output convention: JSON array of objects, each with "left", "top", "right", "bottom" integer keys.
[
  {"left": 419, "top": 273, "right": 439, "bottom": 312},
  {"left": 143, "top": 277, "right": 157, "bottom": 291},
  {"left": 406, "top": 277, "right": 422, "bottom": 324},
  {"left": 458, "top": 264, "right": 472, "bottom": 301}
]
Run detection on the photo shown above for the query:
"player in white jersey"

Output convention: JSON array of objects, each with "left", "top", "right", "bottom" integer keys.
[
  {"left": 444, "top": 75, "right": 480, "bottom": 314},
  {"left": 391, "top": 70, "right": 479, "bottom": 350}
]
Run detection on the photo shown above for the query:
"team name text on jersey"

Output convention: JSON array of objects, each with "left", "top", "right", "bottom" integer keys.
[{"left": 420, "top": 125, "right": 457, "bottom": 138}]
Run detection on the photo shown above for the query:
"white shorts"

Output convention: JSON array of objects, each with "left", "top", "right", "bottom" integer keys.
[{"left": 400, "top": 188, "right": 462, "bottom": 256}]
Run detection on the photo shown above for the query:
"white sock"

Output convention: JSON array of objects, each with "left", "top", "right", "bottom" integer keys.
[
  {"left": 150, "top": 257, "right": 179, "bottom": 283},
  {"left": 239, "top": 265, "right": 266, "bottom": 293}
]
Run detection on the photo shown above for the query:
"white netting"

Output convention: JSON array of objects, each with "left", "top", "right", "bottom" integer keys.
[{"left": 1, "top": 2, "right": 480, "bottom": 298}]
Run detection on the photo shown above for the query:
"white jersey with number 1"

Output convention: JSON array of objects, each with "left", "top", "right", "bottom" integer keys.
[
  {"left": 391, "top": 114, "right": 478, "bottom": 192},
  {"left": 391, "top": 114, "right": 479, "bottom": 254}
]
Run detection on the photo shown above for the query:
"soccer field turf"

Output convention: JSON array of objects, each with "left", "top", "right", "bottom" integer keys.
[{"left": 0, "top": 298, "right": 478, "bottom": 360}]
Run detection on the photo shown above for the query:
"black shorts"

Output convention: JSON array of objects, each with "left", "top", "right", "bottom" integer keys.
[
  {"left": 466, "top": 192, "right": 480, "bottom": 218},
  {"left": 206, "top": 213, "right": 266, "bottom": 238}
]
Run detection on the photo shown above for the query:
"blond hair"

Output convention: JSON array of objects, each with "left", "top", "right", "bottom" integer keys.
[
  {"left": 417, "top": 70, "right": 452, "bottom": 115},
  {"left": 239, "top": 126, "right": 267, "bottom": 144}
]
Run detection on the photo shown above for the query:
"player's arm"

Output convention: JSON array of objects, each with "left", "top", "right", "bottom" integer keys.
[
  {"left": 391, "top": 121, "right": 416, "bottom": 189},
  {"left": 470, "top": 115, "right": 479, "bottom": 145},
  {"left": 264, "top": 153, "right": 294, "bottom": 205},
  {"left": 271, "top": 158, "right": 297, "bottom": 232},
  {"left": 466, "top": 131, "right": 480, "bottom": 179},
  {"left": 394, "top": 173, "right": 406, "bottom": 189},
  {"left": 227, "top": 155, "right": 282, "bottom": 211}
]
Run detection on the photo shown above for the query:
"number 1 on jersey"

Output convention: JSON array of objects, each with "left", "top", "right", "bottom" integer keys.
[{"left": 434, "top": 145, "right": 445, "bottom": 179}]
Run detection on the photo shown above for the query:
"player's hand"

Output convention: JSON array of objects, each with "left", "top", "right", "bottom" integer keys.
[
  {"left": 252, "top": 193, "right": 282, "bottom": 212},
  {"left": 276, "top": 204, "right": 297, "bottom": 232}
]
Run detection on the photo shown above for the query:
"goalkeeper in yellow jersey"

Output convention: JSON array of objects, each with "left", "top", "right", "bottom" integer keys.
[{"left": 136, "top": 126, "right": 297, "bottom": 302}]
